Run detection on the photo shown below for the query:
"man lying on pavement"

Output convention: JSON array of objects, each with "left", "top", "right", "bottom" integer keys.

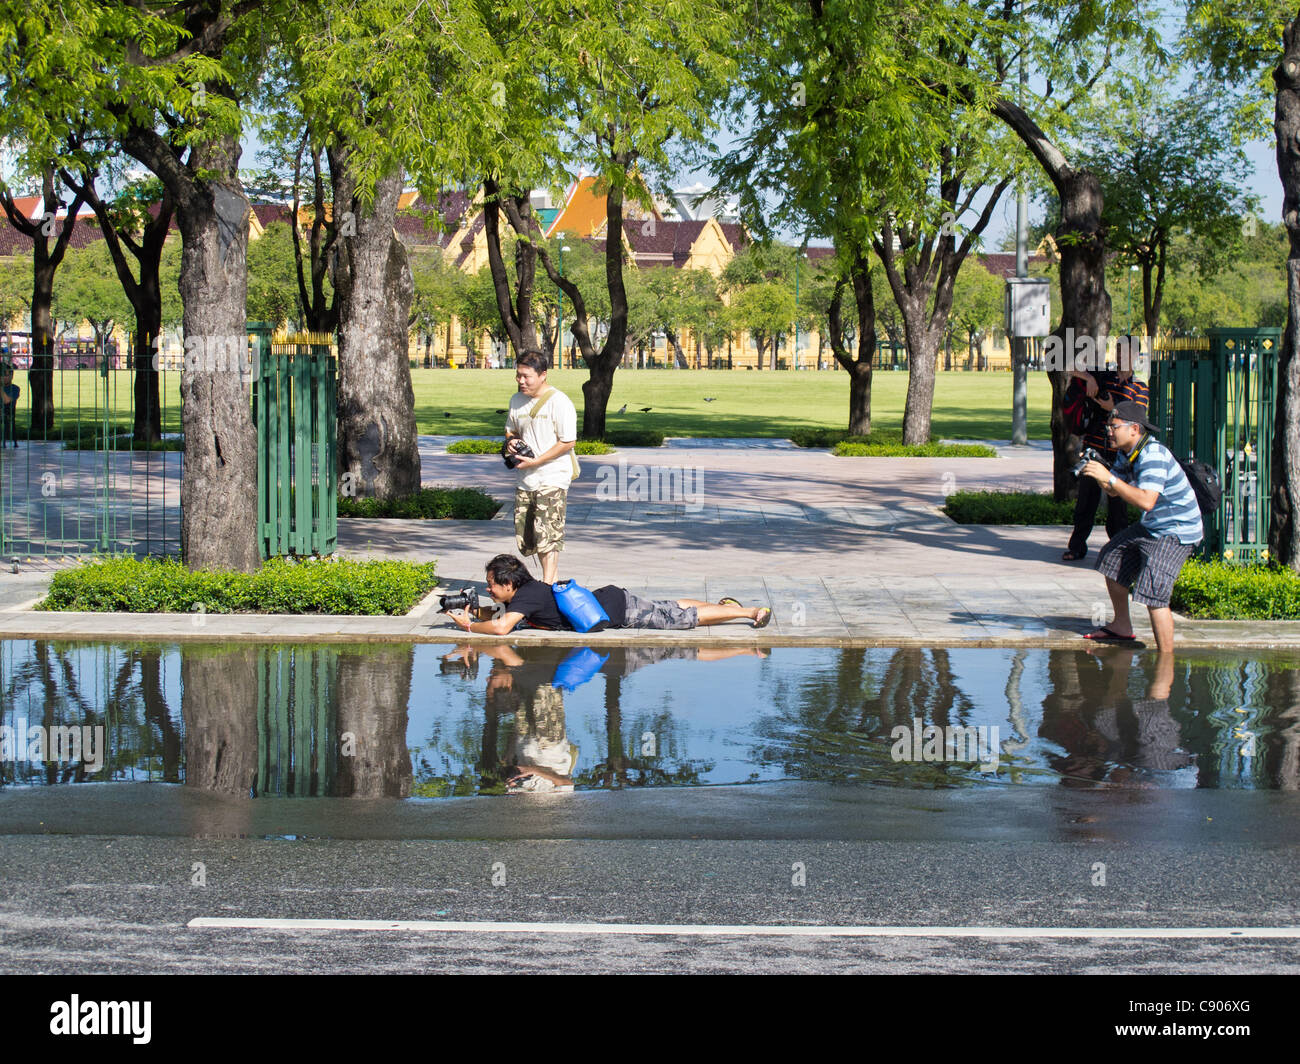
[{"left": 444, "top": 554, "right": 772, "bottom": 634}]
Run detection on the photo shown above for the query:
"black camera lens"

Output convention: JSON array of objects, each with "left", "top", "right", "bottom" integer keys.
[{"left": 438, "top": 588, "right": 479, "bottom": 612}]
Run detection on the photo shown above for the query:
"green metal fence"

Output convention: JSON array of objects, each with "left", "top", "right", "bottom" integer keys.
[
  {"left": 251, "top": 325, "right": 337, "bottom": 559},
  {"left": 1148, "top": 328, "right": 1280, "bottom": 564},
  {"left": 0, "top": 339, "right": 181, "bottom": 560}
]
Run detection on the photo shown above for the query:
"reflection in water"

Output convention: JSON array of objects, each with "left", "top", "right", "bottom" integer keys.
[{"left": 2, "top": 640, "right": 1299, "bottom": 795}]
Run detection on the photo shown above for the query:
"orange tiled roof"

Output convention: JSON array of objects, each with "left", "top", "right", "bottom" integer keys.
[{"left": 546, "top": 176, "right": 608, "bottom": 238}]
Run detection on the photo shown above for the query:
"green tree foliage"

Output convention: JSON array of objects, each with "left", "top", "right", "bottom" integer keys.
[
  {"left": 948, "top": 262, "right": 1006, "bottom": 368},
  {"left": 1181, "top": 2, "right": 1300, "bottom": 568},
  {"left": 1157, "top": 221, "right": 1288, "bottom": 333},
  {"left": 55, "top": 240, "right": 131, "bottom": 351},
  {"left": 246, "top": 220, "right": 299, "bottom": 329},
  {"left": 721, "top": 246, "right": 797, "bottom": 369},
  {"left": 1068, "top": 77, "right": 1259, "bottom": 337}
]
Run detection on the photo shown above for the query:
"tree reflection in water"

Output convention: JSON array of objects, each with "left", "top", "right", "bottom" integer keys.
[{"left": 3, "top": 642, "right": 1298, "bottom": 794}]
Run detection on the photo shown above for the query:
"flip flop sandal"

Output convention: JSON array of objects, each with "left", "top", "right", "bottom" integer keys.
[
  {"left": 1084, "top": 626, "right": 1136, "bottom": 642},
  {"left": 718, "top": 597, "right": 742, "bottom": 607},
  {"left": 752, "top": 607, "right": 772, "bottom": 629}
]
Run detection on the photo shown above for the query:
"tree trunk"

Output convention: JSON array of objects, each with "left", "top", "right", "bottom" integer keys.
[
  {"left": 122, "top": 121, "right": 260, "bottom": 570},
  {"left": 582, "top": 360, "right": 616, "bottom": 440},
  {"left": 482, "top": 178, "right": 540, "bottom": 356},
  {"left": 182, "top": 647, "right": 259, "bottom": 798},
  {"left": 60, "top": 165, "right": 172, "bottom": 444},
  {"left": 334, "top": 646, "right": 413, "bottom": 798},
  {"left": 1272, "top": 24, "right": 1300, "bottom": 569},
  {"left": 27, "top": 256, "right": 56, "bottom": 434},
  {"left": 828, "top": 252, "right": 877, "bottom": 435},
  {"left": 0, "top": 168, "right": 85, "bottom": 436},
  {"left": 899, "top": 308, "right": 940, "bottom": 445},
  {"left": 133, "top": 300, "right": 163, "bottom": 443},
  {"left": 331, "top": 156, "right": 421, "bottom": 500},
  {"left": 994, "top": 98, "right": 1111, "bottom": 500},
  {"left": 174, "top": 175, "right": 260, "bottom": 569}
]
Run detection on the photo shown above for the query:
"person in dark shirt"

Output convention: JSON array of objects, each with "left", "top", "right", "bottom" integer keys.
[
  {"left": 1063, "top": 349, "right": 1150, "bottom": 561},
  {"left": 444, "top": 554, "right": 772, "bottom": 634}
]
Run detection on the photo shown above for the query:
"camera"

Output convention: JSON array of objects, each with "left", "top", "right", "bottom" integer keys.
[
  {"left": 438, "top": 588, "right": 480, "bottom": 613},
  {"left": 439, "top": 653, "right": 479, "bottom": 679},
  {"left": 1071, "top": 446, "right": 1103, "bottom": 478},
  {"left": 502, "top": 438, "right": 535, "bottom": 469}
]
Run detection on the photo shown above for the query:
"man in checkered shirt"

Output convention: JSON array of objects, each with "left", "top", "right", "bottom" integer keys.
[{"left": 1080, "top": 400, "right": 1203, "bottom": 652}]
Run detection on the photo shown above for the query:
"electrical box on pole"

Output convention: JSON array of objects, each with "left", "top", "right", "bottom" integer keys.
[{"left": 1004, "top": 278, "right": 1051, "bottom": 338}]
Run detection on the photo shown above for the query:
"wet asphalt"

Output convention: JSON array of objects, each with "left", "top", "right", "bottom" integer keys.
[{"left": 3, "top": 782, "right": 1299, "bottom": 974}]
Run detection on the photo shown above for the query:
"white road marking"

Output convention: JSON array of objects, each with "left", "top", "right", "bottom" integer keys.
[{"left": 188, "top": 918, "right": 1300, "bottom": 939}]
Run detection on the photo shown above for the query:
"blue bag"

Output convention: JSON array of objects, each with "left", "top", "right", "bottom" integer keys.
[
  {"left": 552, "top": 647, "right": 609, "bottom": 691},
  {"left": 552, "top": 579, "right": 610, "bottom": 632}
]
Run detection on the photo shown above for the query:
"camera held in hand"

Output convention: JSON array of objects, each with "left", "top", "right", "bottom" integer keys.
[
  {"left": 438, "top": 588, "right": 480, "bottom": 614},
  {"left": 1071, "top": 446, "right": 1103, "bottom": 478},
  {"left": 502, "top": 438, "right": 535, "bottom": 469}
]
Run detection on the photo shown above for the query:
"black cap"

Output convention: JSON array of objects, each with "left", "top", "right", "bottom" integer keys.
[{"left": 1109, "top": 400, "right": 1158, "bottom": 433}]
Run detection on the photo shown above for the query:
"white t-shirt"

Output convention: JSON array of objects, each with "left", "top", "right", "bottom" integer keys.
[{"left": 506, "top": 386, "right": 578, "bottom": 490}]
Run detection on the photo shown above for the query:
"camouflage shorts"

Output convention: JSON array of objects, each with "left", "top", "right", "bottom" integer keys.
[{"left": 514, "top": 487, "right": 568, "bottom": 556}]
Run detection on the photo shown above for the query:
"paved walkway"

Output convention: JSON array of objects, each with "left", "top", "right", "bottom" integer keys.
[{"left": 0, "top": 436, "right": 1296, "bottom": 648}]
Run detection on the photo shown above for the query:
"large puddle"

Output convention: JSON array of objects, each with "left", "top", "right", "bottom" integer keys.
[{"left": 1, "top": 642, "right": 1297, "bottom": 796}]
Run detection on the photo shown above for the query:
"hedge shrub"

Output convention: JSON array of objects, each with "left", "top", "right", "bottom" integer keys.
[
  {"left": 944, "top": 490, "right": 1140, "bottom": 525},
  {"left": 835, "top": 441, "right": 998, "bottom": 457},
  {"left": 791, "top": 428, "right": 917, "bottom": 448},
  {"left": 338, "top": 486, "right": 500, "bottom": 519},
  {"left": 446, "top": 437, "right": 615, "bottom": 455},
  {"left": 1171, "top": 560, "right": 1300, "bottom": 620},
  {"left": 37, "top": 556, "right": 439, "bottom": 615}
]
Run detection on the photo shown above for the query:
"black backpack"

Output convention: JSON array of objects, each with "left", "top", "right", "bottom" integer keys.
[{"left": 1179, "top": 457, "right": 1223, "bottom": 514}]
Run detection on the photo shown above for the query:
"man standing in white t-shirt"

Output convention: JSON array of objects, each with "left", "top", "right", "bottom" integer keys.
[{"left": 505, "top": 350, "right": 577, "bottom": 584}]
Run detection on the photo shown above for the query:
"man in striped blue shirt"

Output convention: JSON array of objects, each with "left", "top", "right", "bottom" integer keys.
[{"left": 1080, "top": 400, "right": 1203, "bottom": 652}]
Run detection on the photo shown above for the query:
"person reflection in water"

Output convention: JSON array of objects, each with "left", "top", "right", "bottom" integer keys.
[
  {"left": 441, "top": 642, "right": 770, "bottom": 795},
  {"left": 1040, "top": 650, "right": 1192, "bottom": 786},
  {"left": 443, "top": 645, "right": 577, "bottom": 793}
]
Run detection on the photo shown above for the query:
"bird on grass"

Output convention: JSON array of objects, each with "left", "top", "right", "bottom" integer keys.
[
  {"left": 444, "top": 412, "right": 453, "bottom": 417},
  {"left": 495, "top": 408, "right": 508, "bottom": 414},
  {"left": 616, "top": 404, "right": 627, "bottom": 414},
  {"left": 703, "top": 397, "right": 718, "bottom": 402},
  {"left": 640, "top": 407, "right": 653, "bottom": 413}
]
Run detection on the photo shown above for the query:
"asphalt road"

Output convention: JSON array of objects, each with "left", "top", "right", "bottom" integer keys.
[{"left": 2, "top": 782, "right": 1299, "bottom": 975}]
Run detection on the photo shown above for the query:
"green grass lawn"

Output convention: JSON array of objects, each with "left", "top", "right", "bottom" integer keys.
[
  {"left": 7, "top": 365, "right": 1054, "bottom": 440},
  {"left": 415, "top": 367, "right": 1055, "bottom": 439}
]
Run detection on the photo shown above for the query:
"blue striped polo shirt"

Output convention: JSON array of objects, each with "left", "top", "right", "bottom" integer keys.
[{"left": 1111, "top": 436, "right": 1204, "bottom": 544}]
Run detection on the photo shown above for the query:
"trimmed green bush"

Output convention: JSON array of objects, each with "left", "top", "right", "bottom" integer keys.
[
  {"left": 1171, "top": 560, "right": 1300, "bottom": 620},
  {"left": 446, "top": 438, "right": 505, "bottom": 454},
  {"left": 791, "top": 428, "right": 916, "bottom": 448},
  {"left": 835, "top": 441, "right": 998, "bottom": 457},
  {"left": 575, "top": 439, "right": 616, "bottom": 454},
  {"left": 944, "top": 490, "right": 1140, "bottom": 525},
  {"left": 338, "top": 486, "right": 500, "bottom": 519},
  {"left": 36, "top": 556, "right": 439, "bottom": 615},
  {"left": 446, "top": 437, "right": 616, "bottom": 456}
]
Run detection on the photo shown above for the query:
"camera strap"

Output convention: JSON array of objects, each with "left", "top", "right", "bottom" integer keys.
[{"left": 524, "top": 387, "right": 579, "bottom": 479}]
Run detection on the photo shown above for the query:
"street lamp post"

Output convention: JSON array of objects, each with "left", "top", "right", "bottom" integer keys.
[
  {"left": 556, "top": 244, "right": 571, "bottom": 367},
  {"left": 1127, "top": 263, "right": 1139, "bottom": 336},
  {"left": 793, "top": 248, "right": 808, "bottom": 371}
]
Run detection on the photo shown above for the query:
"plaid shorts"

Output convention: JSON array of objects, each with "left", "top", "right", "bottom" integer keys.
[
  {"left": 1095, "top": 524, "right": 1198, "bottom": 608},
  {"left": 514, "top": 487, "right": 567, "bottom": 556},
  {"left": 621, "top": 591, "right": 699, "bottom": 630}
]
